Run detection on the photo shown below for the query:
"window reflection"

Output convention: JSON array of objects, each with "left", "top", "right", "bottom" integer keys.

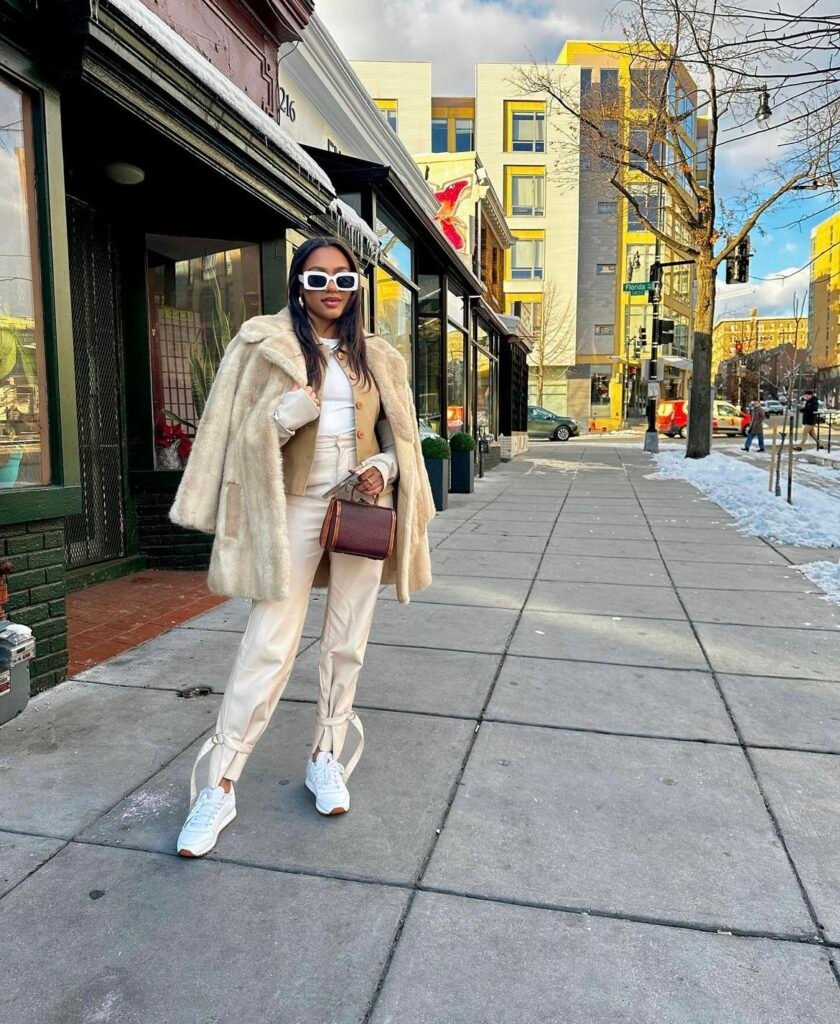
[
  {"left": 447, "top": 328, "right": 465, "bottom": 434},
  {"left": 375, "top": 208, "right": 413, "bottom": 279},
  {"left": 147, "top": 238, "right": 262, "bottom": 468},
  {"left": 375, "top": 266, "right": 413, "bottom": 384},
  {"left": 0, "top": 78, "right": 48, "bottom": 488}
]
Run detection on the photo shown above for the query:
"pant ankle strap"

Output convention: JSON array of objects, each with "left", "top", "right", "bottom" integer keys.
[{"left": 315, "top": 710, "right": 364, "bottom": 780}]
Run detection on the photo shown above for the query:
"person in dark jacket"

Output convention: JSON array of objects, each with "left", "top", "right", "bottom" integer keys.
[
  {"left": 742, "top": 399, "right": 765, "bottom": 452},
  {"left": 796, "top": 390, "right": 823, "bottom": 450}
]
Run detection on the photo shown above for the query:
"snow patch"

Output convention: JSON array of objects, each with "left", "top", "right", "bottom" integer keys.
[
  {"left": 650, "top": 451, "right": 840, "bottom": 549},
  {"left": 105, "top": 0, "right": 335, "bottom": 194},
  {"left": 795, "top": 560, "right": 840, "bottom": 605}
]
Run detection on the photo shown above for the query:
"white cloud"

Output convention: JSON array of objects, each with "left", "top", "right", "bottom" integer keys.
[
  {"left": 316, "top": 0, "right": 611, "bottom": 92},
  {"left": 715, "top": 264, "right": 811, "bottom": 321}
]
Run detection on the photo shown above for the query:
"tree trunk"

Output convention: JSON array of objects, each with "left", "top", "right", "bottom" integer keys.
[{"left": 686, "top": 261, "right": 715, "bottom": 459}]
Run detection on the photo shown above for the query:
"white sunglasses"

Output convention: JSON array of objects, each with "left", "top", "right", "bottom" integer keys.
[{"left": 298, "top": 271, "right": 359, "bottom": 292}]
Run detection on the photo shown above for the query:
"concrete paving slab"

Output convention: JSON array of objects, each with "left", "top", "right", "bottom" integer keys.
[
  {"left": 770, "top": 544, "right": 840, "bottom": 565},
  {"left": 509, "top": 611, "right": 706, "bottom": 668},
  {"left": 0, "top": 682, "right": 220, "bottom": 837},
  {"left": 679, "top": 588, "right": 840, "bottom": 630},
  {"left": 545, "top": 537, "right": 662, "bottom": 560},
  {"left": 0, "top": 831, "right": 65, "bottom": 897},
  {"left": 468, "top": 509, "right": 558, "bottom": 522},
  {"left": 424, "top": 723, "right": 814, "bottom": 934},
  {"left": 0, "top": 842, "right": 406, "bottom": 1024},
  {"left": 378, "top": 574, "right": 530, "bottom": 609},
  {"left": 526, "top": 580, "right": 686, "bottom": 620},
  {"left": 370, "top": 892, "right": 840, "bottom": 1024},
  {"left": 752, "top": 749, "right": 840, "bottom": 942},
  {"left": 431, "top": 549, "right": 542, "bottom": 579},
  {"left": 650, "top": 526, "right": 757, "bottom": 545},
  {"left": 694, "top": 623, "right": 840, "bottom": 680},
  {"left": 81, "top": 705, "right": 473, "bottom": 885},
  {"left": 284, "top": 643, "right": 500, "bottom": 718},
  {"left": 641, "top": 504, "right": 727, "bottom": 518},
  {"left": 369, "top": 601, "right": 517, "bottom": 654},
  {"left": 556, "top": 513, "right": 648, "bottom": 526},
  {"left": 720, "top": 675, "right": 840, "bottom": 751},
  {"left": 459, "top": 519, "right": 554, "bottom": 537},
  {"left": 437, "top": 533, "right": 548, "bottom": 554},
  {"left": 179, "top": 597, "right": 250, "bottom": 631},
  {"left": 487, "top": 657, "right": 735, "bottom": 741},
  {"left": 549, "top": 522, "right": 654, "bottom": 540},
  {"left": 659, "top": 542, "right": 786, "bottom": 565},
  {"left": 538, "top": 554, "right": 669, "bottom": 586},
  {"left": 647, "top": 514, "right": 739, "bottom": 527},
  {"left": 668, "top": 561, "right": 814, "bottom": 592}
]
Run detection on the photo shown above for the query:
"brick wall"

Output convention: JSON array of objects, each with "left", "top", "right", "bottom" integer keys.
[
  {"left": 134, "top": 487, "right": 214, "bottom": 569},
  {"left": 499, "top": 432, "right": 529, "bottom": 461},
  {"left": 1, "top": 518, "right": 68, "bottom": 694}
]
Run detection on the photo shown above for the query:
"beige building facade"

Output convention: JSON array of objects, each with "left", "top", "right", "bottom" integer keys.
[{"left": 712, "top": 312, "right": 809, "bottom": 378}]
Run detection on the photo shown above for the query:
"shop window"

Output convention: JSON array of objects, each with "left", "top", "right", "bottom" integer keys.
[
  {"left": 506, "top": 168, "right": 545, "bottom": 217},
  {"left": 147, "top": 239, "right": 262, "bottom": 468},
  {"left": 591, "top": 371, "right": 611, "bottom": 416},
  {"left": 509, "top": 232, "right": 544, "bottom": 280},
  {"left": 375, "top": 265, "right": 413, "bottom": 383},
  {"left": 455, "top": 118, "right": 474, "bottom": 152},
  {"left": 447, "top": 327, "right": 466, "bottom": 434},
  {"left": 506, "top": 102, "right": 546, "bottom": 153},
  {"left": 447, "top": 287, "right": 465, "bottom": 327},
  {"left": 418, "top": 275, "right": 442, "bottom": 434},
  {"left": 375, "top": 99, "right": 398, "bottom": 132},
  {"left": 0, "top": 78, "right": 49, "bottom": 488},
  {"left": 375, "top": 207, "right": 413, "bottom": 279},
  {"left": 431, "top": 118, "right": 448, "bottom": 153}
]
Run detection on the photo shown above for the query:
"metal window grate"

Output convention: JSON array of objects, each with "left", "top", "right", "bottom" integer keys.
[{"left": 64, "top": 197, "right": 127, "bottom": 569}]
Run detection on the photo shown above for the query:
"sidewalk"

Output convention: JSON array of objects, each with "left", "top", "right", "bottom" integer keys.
[{"left": 2, "top": 443, "right": 840, "bottom": 1023}]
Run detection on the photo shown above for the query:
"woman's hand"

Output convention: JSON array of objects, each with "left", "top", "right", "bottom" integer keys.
[{"left": 353, "top": 464, "right": 385, "bottom": 497}]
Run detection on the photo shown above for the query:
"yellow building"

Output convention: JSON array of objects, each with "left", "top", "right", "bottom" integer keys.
[
  {"left": 810, "top": 211, "right": 840, "bottom": 407},
  {"left": 556, "top": 42, "right": 699, "bottom": 425},
  {"left": 712, "top": 311, "right": 809, "bottom": 378}
]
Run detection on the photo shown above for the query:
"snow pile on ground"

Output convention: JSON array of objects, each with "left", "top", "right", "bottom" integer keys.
[
  {"left": 650, "top": 451, "right": 840, "bottom": 548},
  {"left": 795, "top": 561, "right": 840, "bottom": 604}
]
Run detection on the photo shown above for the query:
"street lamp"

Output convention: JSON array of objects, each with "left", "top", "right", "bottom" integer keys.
[{"left": 755, "top": 85, "right": 772, "bottom": 127}]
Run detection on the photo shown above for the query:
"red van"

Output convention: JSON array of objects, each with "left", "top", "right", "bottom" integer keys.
[{"left": 656, "top": 400, "right": 687, "bottom": 437}]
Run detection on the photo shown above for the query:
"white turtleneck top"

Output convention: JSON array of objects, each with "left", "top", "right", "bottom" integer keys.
[{"left": 317, "top": 336, "right": 356, "bottom": 436}]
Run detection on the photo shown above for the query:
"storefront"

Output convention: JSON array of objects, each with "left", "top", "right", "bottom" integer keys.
[{"left": 0, "top": 0, "right": 335, "bottom": 690}]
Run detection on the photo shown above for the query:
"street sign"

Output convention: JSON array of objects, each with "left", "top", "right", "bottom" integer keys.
[
  {"left": 647, "top": 381, "right": 660, "bottom": 398},
  {"left": 623, "top": 282, "right": 651, "bottom": 294}
]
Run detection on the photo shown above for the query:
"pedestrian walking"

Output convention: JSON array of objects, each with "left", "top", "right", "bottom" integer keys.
[
  {"left": 169, "top": 236, "right": 435, "bottom": 857},
  {"left": 741, "top": 399, "right": 765, "bottom": 452},
  {"left": 795, "top": 390, "right": 823, "bottom": 451}
]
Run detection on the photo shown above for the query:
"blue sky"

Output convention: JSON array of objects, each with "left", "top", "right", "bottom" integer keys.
[{"left": 318, "top": 0, "right": 838, "bottom": 320}]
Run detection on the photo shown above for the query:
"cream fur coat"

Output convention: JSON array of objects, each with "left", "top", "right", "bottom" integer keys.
[{"left": 169, "top": 308, "right": 435, "bottom": 603}]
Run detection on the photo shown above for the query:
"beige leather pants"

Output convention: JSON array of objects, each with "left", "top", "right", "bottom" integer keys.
[{"left": 190, "top": 433, "right": 390, "bottom": 803}]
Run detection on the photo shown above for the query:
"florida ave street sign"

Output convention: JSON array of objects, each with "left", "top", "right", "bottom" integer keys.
[{"left": 623, "top": 282, "right": 651, "bottom": 294}]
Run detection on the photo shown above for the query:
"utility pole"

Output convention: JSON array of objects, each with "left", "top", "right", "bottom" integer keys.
[{"left": 642, "top": 210, "right": 663, "bottom": 454}]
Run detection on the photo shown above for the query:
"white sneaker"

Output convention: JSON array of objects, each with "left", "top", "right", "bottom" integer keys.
[
  {"left": 305, "top": 751, "right": 350, "bottom": 815},
  {"left": 177, "top": 785, "right": 236, "bottom": 857}
]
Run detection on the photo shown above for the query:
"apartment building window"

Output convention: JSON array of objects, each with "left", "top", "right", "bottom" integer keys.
[
  {"left": 594, "top": 324, "right": 614, "bottom": 335},
  {"left": 627, "top": 188, "right": 660, "bottom": 232},
  {"left": 630, "top": 68, "right": 667, "bottom": 109},
  {"left": 506, "top": 168, "right": 545, "bottom": 216},
  {"left": 375, "top": 99, "right": 398, "bottom": 132},
  {"left": 629, "top": 128, "right": 648, "bottom": 169},
  {"left": 597, "top": 201, "right": 618, "bottom": 214},
  {"left": 510, "top": 297, "right": 543, "bottom": 342},
  {"left": 326, "top": 139, "right": 340, "bottom": 153},
  {"left": 455, "top": 118, "right": 474, "bottom": 152},
  {"left": 431, "top": 118, "right": 448, "bottom": 153},
  {"left": 580, "top": 68, "right": 592, "bottom": 95},
  {"left": 600, "top": 68, "right": 619, "bottom": 103},
  {"left": 509, "top": 231, "right": 544, "bottom": 280},
  {"left": 506, "top": 101, "right": 546, "bottom": 153},
  {"left": 599, "top": 119, "right": 619, "bottom": 171},
  {"left": 596, "top": 264, "right": 616, "bottom": 275}
]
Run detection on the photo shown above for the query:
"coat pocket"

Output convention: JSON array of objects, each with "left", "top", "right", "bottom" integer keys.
[{"left": 223, "top": 482, "right": 241, "bottom": 538}]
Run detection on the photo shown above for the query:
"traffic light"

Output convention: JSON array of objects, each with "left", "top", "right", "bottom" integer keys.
[
  {"left": 634, "top": 326, "right": 646, "bottom": 359},
  {"left": 648, "top": 262, "right": 662, "bottom": 304},
  {"left": 654, "top": 318, "right": 675, "bottom": 349},
  {"left": 735, "top": 340, "right": 744, "bottom": 355},
  {"left": 725, "top": 235, "right": 750, "bottom": 284}
]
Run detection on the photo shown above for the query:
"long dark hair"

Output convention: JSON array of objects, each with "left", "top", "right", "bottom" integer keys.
[{"left": 288, "top": 236, "right": 373, "bottom": 392}]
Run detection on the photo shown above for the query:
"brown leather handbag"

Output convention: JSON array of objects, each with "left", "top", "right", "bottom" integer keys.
[{"left": 319, "top": 496, "right": 396, "bottom": 561}]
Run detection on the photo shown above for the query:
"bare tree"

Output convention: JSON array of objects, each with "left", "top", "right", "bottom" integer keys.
[
  {"left": 517, "top": 0, "right": 839, "bottom": 457},
  {"left": 527, "top": 277, "right": 574, "bottom": 407}
]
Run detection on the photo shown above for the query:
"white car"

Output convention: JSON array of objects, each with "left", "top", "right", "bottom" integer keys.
[{"left": 761, "top": 399, "right": 784, "bottom": 416}]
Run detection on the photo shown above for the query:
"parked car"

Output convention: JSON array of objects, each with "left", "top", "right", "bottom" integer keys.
[
  {"left": 740, "top": 408, "right": 752, "bottom": 436},
  {"left": 761, "top": 399, "right": 784, "bottom": 416},
  {"left": 527, "top": 406, "right": 579, "bottom": 442},
  {"left": 656, "top": 399, "right": 742, "bottom": 437}
]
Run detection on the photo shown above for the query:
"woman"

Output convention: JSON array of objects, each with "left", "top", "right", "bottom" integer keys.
[{"left": 169, "top": 236, "right": 434, "bottom": 857}]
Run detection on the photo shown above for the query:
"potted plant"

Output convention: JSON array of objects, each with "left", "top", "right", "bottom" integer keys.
[
  {"left": 155, "top": 419, "right": 193, "bottom": 470},
  {"left": 421, "top": 435, "right": 450, "bottom": 511},
  {"left": 449, "top": 431, "right": 476, "bottom": 494}
]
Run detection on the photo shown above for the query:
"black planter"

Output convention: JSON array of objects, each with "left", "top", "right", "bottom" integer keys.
[
  {"left": 424, "top": 457, "right": 449, "bottom": 511},
  {"left": 450, "top": 449, "right": 475, "bottom": 493}
]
